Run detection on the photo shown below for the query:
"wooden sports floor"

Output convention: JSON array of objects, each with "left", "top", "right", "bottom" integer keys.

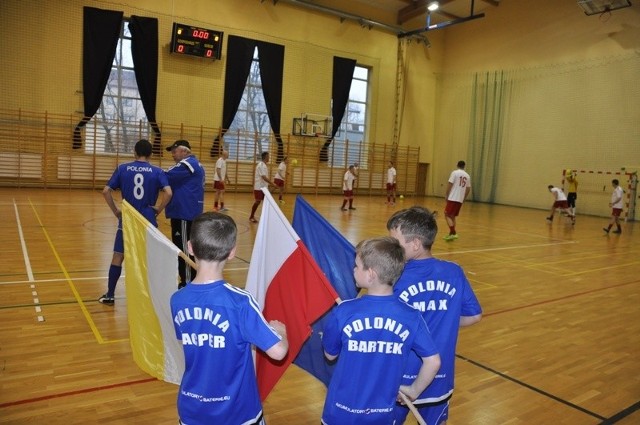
[{"left": 0, "top": 188, "right": 638, "bottom": 424}]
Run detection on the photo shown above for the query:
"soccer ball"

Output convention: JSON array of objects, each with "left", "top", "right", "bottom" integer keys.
[
  {"left": 292, "top": 159, "right": 298, "bottom": 166},
  {"left": 399, "top": 195, "right": 404, "bottom": 199}
]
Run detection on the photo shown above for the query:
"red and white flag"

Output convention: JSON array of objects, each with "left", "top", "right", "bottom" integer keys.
[{"left": 245, "top": 188, "right": 339, "bottom": 401}]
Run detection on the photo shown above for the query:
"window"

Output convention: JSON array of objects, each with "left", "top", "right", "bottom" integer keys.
[
  {"left": 86, "top": 21, "right": 149, "bottom": 154},
  {"left": 225, "top": 47, "right": 271, "bottom": 161},
  {"left": 331, "top": 65, "right": 369, "bottom": 167}
]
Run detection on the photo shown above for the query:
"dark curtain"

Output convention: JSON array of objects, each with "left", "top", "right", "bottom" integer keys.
[
  {"left": 213, "top": 36, "right": 285, "bottom": 160},
  {"left": 73, "top": 7, "right": 123, "bottom": 149},
  {"left": 129, "top": 16, "right": 161, "bottom": 154},
  {"left": 212, "top": 36, "right": 256, "bottom": 157},
  {"left": 257, "top": 42, "right": 285, "bottom": 162},
  {"left": 320, "top": 56, "right": 356, "bottom": 162}
]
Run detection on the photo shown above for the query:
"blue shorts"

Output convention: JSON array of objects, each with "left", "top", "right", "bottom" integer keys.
[{"left": 113, "top": 228, "right": 124, "bottom": 254}]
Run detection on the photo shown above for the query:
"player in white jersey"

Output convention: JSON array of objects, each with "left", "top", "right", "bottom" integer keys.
[
  {"left": 386, "top": 161, "right": 397, "bottom": 205},
  {"left": 546, "top": 185, "right": 576, "bottom": 224},
  {"left": 340, "top": 165, "right": 358, "bottom": 211},
  {"left": 213, "top": 150, "right": 230, "bottom": 212},
  {"left": 603, "top": 179, "right": 624, "bottom": 234},
  {"left": 443, "top": 161, "right": 471, "bottom": 241},
  {"left": 249, "top": 152, "right": 275, "bottom": 223},
  {"left": 273, "top": 157, "right": 288, "bottom": 204}
]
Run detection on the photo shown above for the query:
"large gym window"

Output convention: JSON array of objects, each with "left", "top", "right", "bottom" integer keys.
[
  {"left": 85, "top": 20, "right": 149, "bottom": 155},
  {"left": 225, "top": 47, "right": 271, "bottom": 161},
  {"left": 331, "top": 65, "right": 369, "bottom": 167}
]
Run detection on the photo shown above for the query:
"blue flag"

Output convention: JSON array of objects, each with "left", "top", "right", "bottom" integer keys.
[{"left": 291, "top": 194, "right": 359, "bottom": 386}]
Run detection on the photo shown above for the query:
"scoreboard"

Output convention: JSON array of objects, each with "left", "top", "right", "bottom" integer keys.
[{"left": 170, "top": 22, "right": 223, "bottom": 60}]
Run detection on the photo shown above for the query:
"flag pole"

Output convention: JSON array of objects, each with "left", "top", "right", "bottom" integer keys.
[
  {"left": 177, "top": 250, "right": 197, "bottom": 270},
  {"left": 399, "top": 392, "right": 427, "bottom": 425}
]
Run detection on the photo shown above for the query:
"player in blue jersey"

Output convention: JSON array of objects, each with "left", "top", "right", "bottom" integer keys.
[
  {"left": 387, "top": 206, "right": 482, "bottom": 425},
  {"left": 170, "top": 212, "right": 288, "bottom": 425},
  {"left": 165, "top": 140, "right": 206, "bottom": 289},
  {"left": 321, "top": 237, "right": 441, "bottom": 425},
  {"left": 98, "top": 139, "right": 172, "bottom": 305}
]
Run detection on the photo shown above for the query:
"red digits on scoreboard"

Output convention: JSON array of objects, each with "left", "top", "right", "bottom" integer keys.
[
  {"left": 206, "top": 50, "right": 212, "bottom": 57},
  {"left": 192, "top": 29, "right": 210, "bottom": 39},
  {"left": 178, "top": 45, "right": 184, "bottom": 53}
]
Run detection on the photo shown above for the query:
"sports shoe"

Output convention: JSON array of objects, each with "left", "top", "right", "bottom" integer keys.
[
  {"left": 546, "top": 216, "right": 553, "bottom": 222},
  {"left": 98, "top": 294, "right": 114, "bottom": 305},
  {"left": 603, "top": 228, "right": 610, "bottom": 233},
  {"left": 212, "top": 207, "right": 219, "bottom": 212},
  {"left": 219, "top": 207, "right": 228, "bottom": 212},
  {"left": 249, "top": 217, "right": 258, "bottom": 223},
  {"left": 612, "top": 229, "right": 622, "bottom": 234},
  {"left": 341, "top": 207, "right": 347, "bottom": 211},
  {"left": 348, "top": 207, "right": 356, "bottom": 210},
  {"left": 279, "top": 199, "right": 285, "bottom": 204},
  {"left": 443, "top": 234, "right": 459, "bottom": 241}
]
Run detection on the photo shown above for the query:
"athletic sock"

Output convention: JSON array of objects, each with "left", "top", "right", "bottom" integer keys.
[
  {"left": 349, "top": 200, "right": 353, "bottom": 208},
  {"left": 220, "top": 202, "right": 224, "bottom": 209},
  {"left": 107, "top": 264, "right": 122, "bottom": 297},
  {"left": 214, "top": 202, "right": 218, "bottom": 209}
]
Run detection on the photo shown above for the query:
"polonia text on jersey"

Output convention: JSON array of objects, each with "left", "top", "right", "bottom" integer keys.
[
  {"left": 173, "top": 307, "right": 230, "bottom": 332},
  {"left": 126, "top": 165, "right": 153, "bottom": 172},
  {"left": 342, "top": 316, "right": 410, "bottom": 341},
  {"left": 398, "top": 280, "right": 457, "bottom": 302}
]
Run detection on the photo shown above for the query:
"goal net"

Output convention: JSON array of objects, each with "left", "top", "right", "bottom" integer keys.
[{"left": 561, "top": 169, "right": 637, "bottom": 221}]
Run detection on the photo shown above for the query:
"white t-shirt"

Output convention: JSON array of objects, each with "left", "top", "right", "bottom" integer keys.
[
  {"left": 254, "top": 161, "right": 269, "bottom": 190},
  {"left": 611, "top": 186, "right": 624, "bottom": 208},
  {"left": 275, "top": 161, "right": 287, "bottom": 180},
  {"left": 447, "top": 169, "right": 471, "bottom": 203},
  {"left": 550, "top": 187, "right": 567, "bottom": 202},
  {"left": 214, "top": 157, "right": 226, "bottom": 182},
  {"left": 343, "top": 170, "right": 356, "bottom": 191},
  {"left": 387, "top": 167, "right": 397, "bottom": 184}
]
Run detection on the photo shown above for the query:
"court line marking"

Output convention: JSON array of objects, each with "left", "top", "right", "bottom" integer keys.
[
  {"left": 13, "top": 198, "right": 45, "bottom": 321},
  {"left": 0, "top": 268, "right": 250, "bottom": 286},
  {"left": 484, "top": 280, "right": 637, "bottom": 317},
  {"left": 456, "top": 354, "right": 607, "bottom": 421},
  {"left": 436, "top": 240, "right": 576, "bottom": 256},
  {"left": 13, "top": 199, "right": 34, "bottom": 281},
  {"left": 0, "top": 377, "right": 157, "bottom": 408},
  {"left": 28, "top": 198, "right": 106, "bottom": 344}
]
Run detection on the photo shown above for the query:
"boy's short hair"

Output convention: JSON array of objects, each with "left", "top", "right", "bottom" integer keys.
[
  {"left": 261, "top": 151, "right": 269, "bottom": 161},
  {"left": 356, "top": 237, "right": 405, "bottom": 287},
  {"left": 189, "top": 212, "right": 237, "bottom": 262},
  {"left": 387, "top": 206, "right": 438, "bottom": 250},
  {"left": 612, "top": 179, "right": 619, "bottom": 185},
  {"left": 134, "top": 139, "right": 153, "bottom": 157}
]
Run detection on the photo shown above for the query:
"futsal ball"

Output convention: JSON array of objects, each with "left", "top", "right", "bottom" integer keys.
[
  {"left": 565, "top": 168, "right": 573, "bottom": 176},
  {"left": 399, "top": 195, "right": 404, "bottom": 199},
  {"left": 292, "top": 159, "right": 298, "bottom": 166}
]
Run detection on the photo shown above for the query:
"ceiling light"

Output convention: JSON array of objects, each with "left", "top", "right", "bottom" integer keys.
[
  {"left": 427, "top": 1, "right": 440, "bottom": 12},
  {"left": 577, "top": 0, "right": 632, "bottom": 16}
]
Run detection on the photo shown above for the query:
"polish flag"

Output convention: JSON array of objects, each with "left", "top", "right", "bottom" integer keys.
[{"left": 245, "top": 188, "right": 340, "bottom": 401}]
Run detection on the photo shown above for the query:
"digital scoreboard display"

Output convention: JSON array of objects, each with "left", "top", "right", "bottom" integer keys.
[{"left": 170, "top": 22, "right": 223, "bottom": 60}]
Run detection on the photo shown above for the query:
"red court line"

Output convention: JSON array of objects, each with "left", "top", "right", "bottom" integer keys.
[
  {"left": 485, "top": 280, "right": 637, "bottom": 317},
  {"left": 0, "top": 377, "right": 157, "bottom": 408}
]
